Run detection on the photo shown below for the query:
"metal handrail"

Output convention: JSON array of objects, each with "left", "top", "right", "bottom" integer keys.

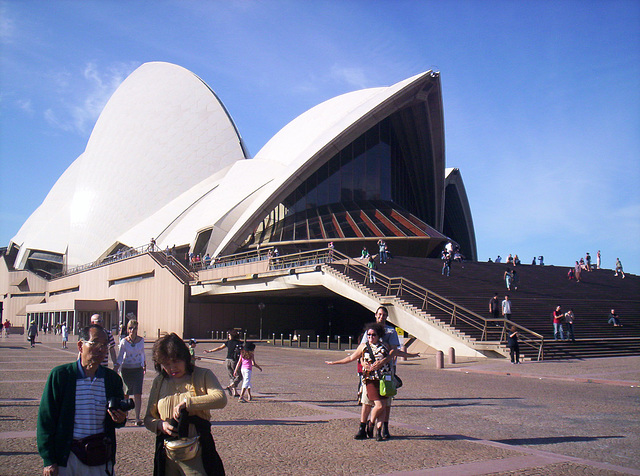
[{"left": 323, "top": 249, "right": 545, "bottom": 360}]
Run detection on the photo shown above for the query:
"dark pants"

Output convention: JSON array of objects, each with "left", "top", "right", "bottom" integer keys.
[{"left": 509, "top": 344, "right": 520, "bottom": 363}]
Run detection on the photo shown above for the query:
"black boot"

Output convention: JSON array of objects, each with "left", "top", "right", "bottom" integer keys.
[
  {"left": 354, "top": 422, "right": 367, "bottom": 440},
  {"left": 375, "top": 426, "right": 383, "bottom": 441},
  {"left": 366, "top": 421, "right": 374, "bottom": 439},
  {"left": 381, "top": 422, "right": 391, "bottom": 440}
]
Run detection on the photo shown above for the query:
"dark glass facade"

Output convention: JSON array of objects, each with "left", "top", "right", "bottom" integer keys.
[{"left": 253, "top": 115, "right": 434, "bottom": 246}]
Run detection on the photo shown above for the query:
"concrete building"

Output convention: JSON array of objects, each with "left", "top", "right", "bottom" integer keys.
[{"left": 1, "top": 62, "right": 476, "bottom": 348}]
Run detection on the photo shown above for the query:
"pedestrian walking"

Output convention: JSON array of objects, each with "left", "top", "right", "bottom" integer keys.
[{"left": 234, "top": 342, "right": 262, "bottom": 403}]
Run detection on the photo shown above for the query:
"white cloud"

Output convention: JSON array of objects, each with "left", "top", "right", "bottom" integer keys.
[
  {"left": 43, "top": 61, "right": 140, "bottom": 135},
  {"left": 329, "top": 65, "right": 371, "bottom": 90},
  {"left": 0, "top": 4, "right": 15, "bottom": 43},
  {"left": 16, "top": 98, "right": 32, "bottom": 113}
]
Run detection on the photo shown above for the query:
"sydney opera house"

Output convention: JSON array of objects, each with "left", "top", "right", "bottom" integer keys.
[{"left": 0, "top": 62, "right": 476, "bottom": 346}]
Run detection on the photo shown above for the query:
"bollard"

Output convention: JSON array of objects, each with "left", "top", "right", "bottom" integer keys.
[
  {"left": 280, "top": 333, "right": 284, "bottom": 346},
  {"left": 297, "top": 335, "right": 301, "bottom": 347},
  {"left": 327, "top": 335, "right": 330, "bottom": 350},
  {"left": 448, "top": 347, "right": 456, "bottom": 365},
  {"left": 243, "top": 332, "right": 247, "bottom": 342},
  {"left": 337, "top": 336, "right": 341, "bottom": 350},
  {"left": 316, "top": 335, "right": 320, "bottom": 349},
  {"left": 211, "top": 331, "right": 214, "bottom": 340},
  {"left": 273, "top": 333, "right": 276, "bottom": 346},
  {"left": 289, "top": 334, "right": 293, "bottom": 347},
  {"left": 436, "top": 350, "right": 444, "bottom": 369},
  {"left": 348, "top": 336, "right": 352, "bottom": 350},
  {"left": 307, "top": 334, "right": 310, "bottom": 348}
]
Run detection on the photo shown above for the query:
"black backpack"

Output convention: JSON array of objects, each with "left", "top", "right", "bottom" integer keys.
[{"left": 232, "top": 341, "right": 243, "bottom": 362}]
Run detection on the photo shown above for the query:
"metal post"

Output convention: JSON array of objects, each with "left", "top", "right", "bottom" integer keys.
[
  {"left": 326, "top": 335, "right": 330, "bottom": 350},
  {"left": 307, "top": 334, "right": 310, "bottom": 348},
  {"left": 280, "top": 333, "right": 284, "bottom": 346},
  {"left": 316, "top": 335, "right": 320, "bottom": 349},
  {"left": 289, "top": 334, "right": 293, "bottom": 347},
  {"left": 337, "top": 336, "right": 341, "bottom": 350},
  {"left": 349, "top": 336, "right": 352, "bottom": 350},
  {"left": 273, "top": 333, "right": 276, "bottom": 346}
]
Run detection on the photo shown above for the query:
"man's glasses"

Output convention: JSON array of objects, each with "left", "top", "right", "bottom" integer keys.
[{"left": 83, "top": 341, "right": 107, "bottom": 351}]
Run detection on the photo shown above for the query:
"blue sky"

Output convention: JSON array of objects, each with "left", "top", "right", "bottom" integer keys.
[{"left": 1, "top": 0, "right": 639, "bottom": 274}]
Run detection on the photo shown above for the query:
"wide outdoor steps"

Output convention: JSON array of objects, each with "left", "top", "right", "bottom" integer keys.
[{"left": 336, "top": 257, "right": 639, "bottom": 360}]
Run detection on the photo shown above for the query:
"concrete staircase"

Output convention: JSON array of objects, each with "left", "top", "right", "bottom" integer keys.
[{"left": 363, "top": 257, "right": 639, "bottom": 359}]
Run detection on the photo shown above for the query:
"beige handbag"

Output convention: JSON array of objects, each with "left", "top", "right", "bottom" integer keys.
[
  {"left": 163, "top": 374, "right": 200, "bottom": 462},
  {"left": 164, "top": 436, "right": 200, "bottom": 462}
]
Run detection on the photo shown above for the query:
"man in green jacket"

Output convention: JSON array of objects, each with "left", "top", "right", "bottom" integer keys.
[{"left": 37, "top": 325, "right": 128, "bottom": 476}]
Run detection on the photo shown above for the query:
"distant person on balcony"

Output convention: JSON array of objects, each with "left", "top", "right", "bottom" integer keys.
[
  {"left": 504, "top": 268, "right": 513, "bottom": 290},
  {"left": 553, "top": 306, "right": 565, "bottom": 341},
  {"left": 538, "top": 256, "right": 544, "bottom": 266},
  {"left": 615, "top": 258, "right": 625, "bottom": 279},
  {"left": 203, "top": 253, "right": 212, "bottom": 268},
  {"left": 501, "top": 295, "right": 512, "bottom": 321},
  {"left": 495, "top": 255, "right": 502, "bottom": 263},
  {"left": 489, "top": 293, "right": 500, "bottom": 322},
  {"left": 514, "top": 255, "right": 521, "bottom": 266},
  {"left": 445, "top": 241, "right": 453, "bottom": 255},
  {"left": 531, "top": 257, "right": 536, "bottom": 265},
  {"left": 506, "top": 254, "right": 514, "bottom": 265},
  {"left": 377, "top": 239, "right": 387, "bottom": 264},
  {"left": 564, "top": 309, "right": 576, "bottom": 342},
  {"left": 597, "top": 250, "right": 601, "bottom": 269},
  {"left": 361, "top": 246, "right": 369, "bottom": 259},
  {"left": 574, "top": 261, "right": 582, "bottom": 283},
  {"left": 441, "top": 251, "right": 452, "bottom": 276},
  {"left": 367, "top": 255, "right": 377, "bottom": 284},
  {"left": 512, "top": 269, "right": 519, "bottom": 290},
  {"left": 585, "top": 252, "right": 592, "bottom": 271},
  {"left": 608, "top": 309, "right": 622, "bottom": 327},
  {"left": 507, "top": 326, "right": 520, "bottom": 364}
]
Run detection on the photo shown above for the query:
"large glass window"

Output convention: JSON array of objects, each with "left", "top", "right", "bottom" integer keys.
[{"left": 256, "top": 111, "right": 430, "bottom": 245}]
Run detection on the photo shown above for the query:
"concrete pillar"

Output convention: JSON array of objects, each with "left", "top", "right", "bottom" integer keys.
[
  {"left": 448, "top": 347, "right": 456, "bottom": 364},
  {"left": 436, "top": 350, "right": 444, "bottom": 369}
]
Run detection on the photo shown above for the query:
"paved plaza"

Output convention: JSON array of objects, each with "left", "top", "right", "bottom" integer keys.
[{"left": 1, "top": 333, "right": 639, "bottom": 476}]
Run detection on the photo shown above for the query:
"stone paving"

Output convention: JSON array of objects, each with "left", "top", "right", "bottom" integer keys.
[{"left": 1, "top": 334, "right": 639, "bottom": 475}]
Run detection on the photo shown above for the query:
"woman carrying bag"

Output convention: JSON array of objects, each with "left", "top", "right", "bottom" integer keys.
[
  {"left": 326, "top": 323, "right": 419, "bottom": 441},
  {"left": 144, "top": 333, "right": 227, "bottom": 475}
]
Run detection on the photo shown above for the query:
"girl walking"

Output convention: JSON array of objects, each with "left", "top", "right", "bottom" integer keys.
[{"left": 234, "top": 342, "right": 262, "bottom": 402}]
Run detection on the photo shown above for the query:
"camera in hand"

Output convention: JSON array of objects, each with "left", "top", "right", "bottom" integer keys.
[
  {"left": 107, "top": 397, "right": 135, "bottom": 412},
  {"left": 168, "top": 407, "right": 190, "bottom": 439}
]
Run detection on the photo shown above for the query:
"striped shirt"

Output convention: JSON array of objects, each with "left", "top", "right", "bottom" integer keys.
[
  {"left": 101, "top": 329, "right": 116, "bottom": 367},
  {"left": 74, "top": 361, "right": 107, "bottom": 439}
]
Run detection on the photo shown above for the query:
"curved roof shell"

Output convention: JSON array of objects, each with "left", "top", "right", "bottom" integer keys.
[
  {"left": 11, "top": 62, "right": 248, "bottom": 267},
  {"left": 210, "top": 71, "right": 447, "bottom": 256},
  {"left": 10, "top": 63, "right": 477, "bottom": 271}
]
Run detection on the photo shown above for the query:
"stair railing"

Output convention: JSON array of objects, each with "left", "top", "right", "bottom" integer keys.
[{"left": 325, "top": 250, "right": 545, "bottom": 360}]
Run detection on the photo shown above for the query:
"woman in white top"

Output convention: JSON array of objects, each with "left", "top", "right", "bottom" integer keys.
[{"left": 114, "top": 319, "right": 146, "bottom": 425}]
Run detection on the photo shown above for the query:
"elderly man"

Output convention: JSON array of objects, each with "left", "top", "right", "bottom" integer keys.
[
  {"left": 90, "top": 314, "right": 117, "bottom": 367},
  {"left": 358, "top": 305, "right": 400, "bottom": 440},
  {"left": 37, "top": 325, "right": 127, "bottom": 475}
]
